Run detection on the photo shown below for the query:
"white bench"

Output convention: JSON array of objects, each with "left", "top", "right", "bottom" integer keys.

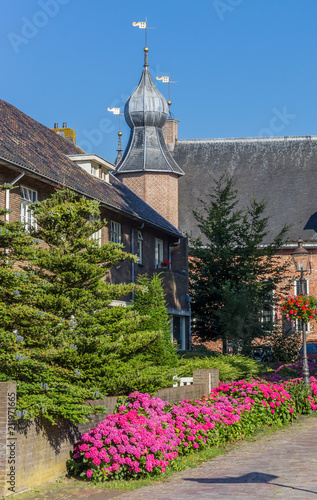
[{"left": 172, "top": 376, "right": 193, "bottom": 387}]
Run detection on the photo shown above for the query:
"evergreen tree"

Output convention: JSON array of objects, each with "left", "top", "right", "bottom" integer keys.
[
  {"left": 0, "top": 188, "right": 174, "bottom": 423},
  {"left": 189, "top": 176, "right": 291, "bottom": 354},
  {"left": 132, "top": 274, "right": 178, "bottom": 367}
]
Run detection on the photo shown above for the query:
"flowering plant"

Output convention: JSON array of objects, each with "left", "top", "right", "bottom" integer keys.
[
  {"left": 279, "top": 294, "right": 317, "bottom": 324},
  {"left": 68, "top": 382, "right": 299, "bottom": 482},
  {"left": 161, "top": 259, "right": 171, "bottom": 268}
]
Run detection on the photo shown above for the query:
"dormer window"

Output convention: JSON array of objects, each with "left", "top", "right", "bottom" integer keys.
[
  {"left": 67, "top": 154, "right": 115, "bottom": 183},
  {"left": 91, "top": 164, "right": 99, "bottom": 177}
]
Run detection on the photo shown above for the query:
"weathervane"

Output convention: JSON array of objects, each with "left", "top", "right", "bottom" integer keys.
[
  {"left": 132, "top": 18, "right": 155, "bottom": 47},
  {"left": 156, "top": 75, "right": 178, "bottom": 113},
  {"left": 108, "top": 108, "right": 123, "bottom": 164}
]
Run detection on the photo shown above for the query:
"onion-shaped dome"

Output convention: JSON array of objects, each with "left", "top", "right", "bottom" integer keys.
[
  {"left": 124, "top": 48, "right": 169, "bottom": 128},
  {"left": 115, "top": 48, "right": 184, "bottom": 176}
]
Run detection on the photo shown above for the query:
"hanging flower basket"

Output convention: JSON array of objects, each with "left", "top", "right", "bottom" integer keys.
[{"left": 279, "top": 294, "right": 317, "bottom": 324}]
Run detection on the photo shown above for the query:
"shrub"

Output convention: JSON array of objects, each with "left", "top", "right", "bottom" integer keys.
[
  {"left": 177, "top": 354, "right": 261, "bottom": 381},
  {"left": 68, "top": 379, "right": 298, "bottom": 482}
]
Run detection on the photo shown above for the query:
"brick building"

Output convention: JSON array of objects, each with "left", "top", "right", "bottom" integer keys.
[
  {"left": 160, "top": 119, "right": 317, "bottom": 344},
  {"left": 0, "top": 98, "right": 191, "bottom": 349}
]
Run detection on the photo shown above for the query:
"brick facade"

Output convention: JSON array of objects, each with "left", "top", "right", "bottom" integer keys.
[
  {"left": 1, "top": 162, "right": 190, "bottom": 343},
  {"left": 193, "top": 250, "right": 317, "bottom": 353},
  {"left": 162, "top": 118, "right": 179, "bottom": 152},
  {"left": 116, "top": 171, "right": 179, "bottom": 229}
]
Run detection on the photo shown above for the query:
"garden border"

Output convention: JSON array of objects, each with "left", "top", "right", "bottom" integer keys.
[{"left": 0, "top": 369, "right": 219, "bottom": 496}]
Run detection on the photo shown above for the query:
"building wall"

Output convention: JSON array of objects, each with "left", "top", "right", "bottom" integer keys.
[
  {"left": 116, "top": 172, "right": 179, "bottom": 229},
  {"left": 162, "top": 118, "right": 179, "bottom": 152},
  {"left": 0, "top": 163, "right": 189, "bottom": 330},
  {"left": 192, "top": 250, "right": 317, "bottom": 352}
]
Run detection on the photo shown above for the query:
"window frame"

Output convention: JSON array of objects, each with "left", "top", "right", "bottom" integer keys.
[
  {"left": 170, "top": 315, "right": 186, "bottom": 350},
  {"left": 110, "top": 221, "right": 122, "bottom": 244},
  {"left": 89, "top": 215, "right": 101, "bottom": 246},
  {"left": 294, "top": 279, "right": 310, "bottom": 332},
  {"left": 20, "top": 186, "right": 38, "bottom": 231},
  {"left": 90, "top": 164, "right": 99, "bottom": 177},
  {"left": 137, "top": 230, "right": 143, "bottom": 264},
  {"left": 155, "top": 238, "right": 164, "bottom": 268}
]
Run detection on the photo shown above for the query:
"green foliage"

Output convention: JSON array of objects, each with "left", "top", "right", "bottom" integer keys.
[
  {"left": 177, "top": 354, "right": 261, "bottom": 381},
  {"left": 189, "top": 176, "right": 291, "bottom": 353},
  {"left": 270, "top": 328, "right": 302, "bottom": 363},
  {"left": 284, "top": 379, "right": 313, "bottom": 414},
  {"left": 132, "top": 274, "right": 178, "bottom": 367},
  {"left": 0, "top": 188, "right": 176, "bottom": 424}
]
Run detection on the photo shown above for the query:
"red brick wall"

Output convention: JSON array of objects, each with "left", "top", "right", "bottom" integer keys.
[
  {"left": 192, "top": 250, "right": 317, "bottom": 352},
  {"left": 1, "top": 164, "right": 188, "bottom": 313},
  {"left": 116, "top": 172, "right": 179, "bottom": 228},
  {"left": 162, "top": 119, "right": 179, "bottom": 152}
]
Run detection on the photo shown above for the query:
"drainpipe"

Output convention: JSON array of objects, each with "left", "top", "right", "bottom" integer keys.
[
  {"left": 5, "top": 172, "right": 25, "bottom": 221},
  {"left": 186, "top": 293, "right": 192, "bottom": 350},
  {"left": 168, "top": 238, "right": 181, "bottom": 269},
  {"left": 131, "top": 222, "right": 144, "bottom": 300}
]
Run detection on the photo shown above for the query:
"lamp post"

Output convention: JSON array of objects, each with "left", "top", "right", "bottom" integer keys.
[{"left": 291, "top": 239, "right": 311, "bottom": 386}]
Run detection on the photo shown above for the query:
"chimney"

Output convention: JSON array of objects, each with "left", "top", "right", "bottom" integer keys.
[
  {"left": 51, "top": 123, "right": 76, "bottom": 145},
  {"left": 162, "top": 118, "right": 179, "bottom": 152}
]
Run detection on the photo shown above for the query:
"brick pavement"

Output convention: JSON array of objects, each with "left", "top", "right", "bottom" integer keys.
[{"left": 12, "top": 416, "right": 317, "bottom": 500}]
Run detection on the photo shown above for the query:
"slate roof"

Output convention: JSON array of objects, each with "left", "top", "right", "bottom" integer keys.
[
  {"left": 172, "top": 136, "right": 317, "bottom": 244},
  {"left": 0, "top": 99, "right": 181, "bottom": 237},
  {"left": 115, "top": 51, "right": 184, "bottom": 176}
]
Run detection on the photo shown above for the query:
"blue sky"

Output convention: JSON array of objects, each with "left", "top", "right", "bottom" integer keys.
[{"left": 1, "top": 0, "right": 317, "bottom": 162}]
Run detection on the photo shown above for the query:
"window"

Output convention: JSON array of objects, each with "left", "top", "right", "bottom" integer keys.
[
  {"left": 295, "top": 279, "right": 308, "bottom": 295},
  {"left": 137, "top": 230, "right": 143, "bottom": 264},
  {"left": 259, "top": 281, "right": 274, "bottom": 328},
  {"left": 155, "top": 238, "right": 164, "bottom": 267},
  {"left": 110, "top": 221, "right": 121, "bottom": 244},
  {"left": 89, "top": 215, "right": 101, "bottom": 246},
  {"left": 170, "top": 315, "right": 186, "bottom": 350},
  {"left": 20, "top": 186, "right": 37, "bottom": 231},
  {"left": 91, "top": 164, "right": 99, "bottom": 177},
  {"left": 294, "top": 279, "right": 309, "bottom": 332},
  {"left": 261, "top": 289, "right": 274, "bottom": 326}
]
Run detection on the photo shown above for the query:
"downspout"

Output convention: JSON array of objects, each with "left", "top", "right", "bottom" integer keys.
[
  {"left": 186, "top": 294, "right": 192, "bottom": 350},
  {"left": 5, "top": 172, "right": 25, "bottom": 221},
  {"left": 131, "top": 222, "right": 144, "bottom": 300}
]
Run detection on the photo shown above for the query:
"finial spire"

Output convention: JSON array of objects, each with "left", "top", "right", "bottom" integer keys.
[
  {"left": 108, "top": 107, "right": 124, "bottom": 166},
  {"left": 156, "top": 75, "right": 177, "bottom": 117},
  {"left": 133, "top": 18, "right": 155, "bottom": 63},
  {"left": 115, "top": 131, "right": 123, "bottom": 166},
  {"left": 144, "top": 46, "right": 149, "bottom": 66}
]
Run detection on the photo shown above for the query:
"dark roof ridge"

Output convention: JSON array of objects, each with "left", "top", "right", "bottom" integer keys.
[{"left": 177, "top": 135, "right": 317, "bottom": 144}]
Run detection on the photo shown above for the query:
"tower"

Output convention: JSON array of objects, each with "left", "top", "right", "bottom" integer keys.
[{"left": 114, "top": 48, "right": 184, "bottom": 228}]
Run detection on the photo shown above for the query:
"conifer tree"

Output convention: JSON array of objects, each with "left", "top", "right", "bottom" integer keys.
[
  {"left": 132, "top": 274, "right": 178, "bottom": 367},
  {"left": 189, "top": 176, "right": 291, "bottom": 354},
  {"left": 0, "top": 188, "right": 173, "bottom": 423}
]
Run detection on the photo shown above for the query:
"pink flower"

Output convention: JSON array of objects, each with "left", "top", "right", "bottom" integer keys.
[{"left": 86, "top": 469, "right": 93, "bottom": 478}]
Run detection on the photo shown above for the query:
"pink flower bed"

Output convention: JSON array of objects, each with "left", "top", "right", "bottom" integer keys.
[{"left": 69, "top": 380, "right": 302, "bottom": 482}]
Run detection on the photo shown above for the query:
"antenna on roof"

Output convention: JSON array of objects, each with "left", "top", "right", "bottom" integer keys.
[
  {"left": 156, "top": 75, "right": 178, "bottom": 117},
  {"left": 108, "top": 107, "right": 124, "bottom": 166}
]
